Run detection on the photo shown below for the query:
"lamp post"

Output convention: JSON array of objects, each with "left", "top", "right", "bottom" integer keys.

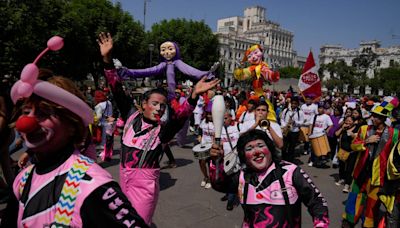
[
  {"left": 148, "top": 43, "right": 154, "bottom": 67},
  {"left": 143, "top": 43, "right": 155, "bottom": 87}
]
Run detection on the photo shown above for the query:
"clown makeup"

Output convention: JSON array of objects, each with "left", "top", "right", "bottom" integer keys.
[
  {"left": 244, "top": 139, "right": 272, "bottom": 172},
  {"left": 142, "top": 93, "right": 167, "bottom": 122},
  {"left": 18, "top": 102, "right": 74, "bottom": 153},
  {"left": 160, "top": 41, "right": 176, "bottom": 61},
  {"left": 247, "top": 48, "right": 263, "bottom": 65}
]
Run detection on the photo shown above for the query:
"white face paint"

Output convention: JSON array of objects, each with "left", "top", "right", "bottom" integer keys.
[
  {"left": 20, "top": 104, "right": 72, "bottom": 153},
  {"left": 244, "top": 139, "right": 272, "bottom": 172},
  {"left": 160, "top": 41, "right": 176, "bottom": 61}
]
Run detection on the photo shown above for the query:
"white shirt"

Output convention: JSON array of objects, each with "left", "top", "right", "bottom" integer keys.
[
  {"left": 308, "top": 114, "right": 333, "bottom": 139},
  {"left": 280, "top": 108, "right": 305, "bottom": 132},
  {"left": 240, "top": 119, "right": 283, "bottom": 140},
  {"left": 238, "top": 110, "right": 255, "bottom": 123},
  {"left": 301, "top": 103, "right": 318, "bottom": 125},
  {"left": 199, "top": 120, "right": 214, "bottom": 144},
  {"left": 193, "top": 95, "right": 204, "bottom": 114},
  {"left": 221, "top": 124, "right": 240, "bottom": 156},
  {"left": 94, "top": 100, "right": 113, "bottom": 125}
]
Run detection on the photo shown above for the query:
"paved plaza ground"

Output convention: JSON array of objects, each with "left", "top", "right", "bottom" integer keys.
[{"left": 101, "top": 135, "right": 347, "bottom": 228}]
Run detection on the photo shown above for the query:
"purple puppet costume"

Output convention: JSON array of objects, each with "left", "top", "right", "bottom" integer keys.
[{"left": 114, "top": 41, "right": 217, "bottom": 100}]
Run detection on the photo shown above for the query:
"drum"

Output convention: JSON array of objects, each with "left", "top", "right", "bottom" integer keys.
[
  {"left": 223, "top": 149, "right": 241, "bottom": 175},
  {"left": 310, "top": 135, "right": 330, "bottom": 157},
  {"left": 192, "top": 143, "right": 212, "bottom": 160},
  {"left": 299, "top": 127, "right": 310, "bottom": 142}
]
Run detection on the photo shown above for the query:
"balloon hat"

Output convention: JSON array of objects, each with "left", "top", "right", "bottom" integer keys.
[{"left": 11, "top": 36, "right": 93, "bottom": 128}]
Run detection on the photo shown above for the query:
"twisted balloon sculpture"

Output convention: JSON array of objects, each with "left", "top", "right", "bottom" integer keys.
[{"left": 10, "top": 36, "right": 93, "bottom": 129}]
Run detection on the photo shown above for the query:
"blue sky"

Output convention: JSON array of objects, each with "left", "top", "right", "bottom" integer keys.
[{"left": 115, "top": 0, "right": 400, "bottom": 62}]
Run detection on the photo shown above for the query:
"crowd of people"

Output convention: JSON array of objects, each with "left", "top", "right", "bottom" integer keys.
[{"left": 0, "top": 33, "right": 399, "bottom": 228}]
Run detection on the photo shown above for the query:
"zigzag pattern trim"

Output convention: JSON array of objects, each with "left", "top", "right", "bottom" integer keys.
[
  {"left": 54, "top": 154, "right": 93, "bottom": 226},
  {"left": 19, "top": 165, "right": 34, "bottom": 196}
]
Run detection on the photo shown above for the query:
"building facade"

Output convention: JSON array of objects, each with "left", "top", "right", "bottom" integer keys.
[
  {"left": 319, "top": 41, "right": 400, "bottom": 94},
  {"left": 216, "top": 6, "right": 299, "bottom": 87},
  {"left": 319, "top": 40, "right": 400, "bottom": 79}
]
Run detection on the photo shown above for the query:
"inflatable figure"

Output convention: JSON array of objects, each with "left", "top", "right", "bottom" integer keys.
[
  {"left": 98, "top": 33, "right": 219, "bottom": 101},
  {"left": 233, "top": 44, "right": 279, "bottom": 96}
]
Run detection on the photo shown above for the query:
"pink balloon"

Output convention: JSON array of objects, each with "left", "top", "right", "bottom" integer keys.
[
  {"left": 47, "top": 36, "right": 64, "bottom": 51},
  {"left": 20, "top": 64, "right": 39, "bottom": 83},
  {"left": 18, "top": 82, "right": 34, "bottom": 98}
]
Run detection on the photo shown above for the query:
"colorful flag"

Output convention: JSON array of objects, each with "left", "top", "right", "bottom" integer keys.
[{"left": 298, "top": 51, "right": 321, "bottom": 99}]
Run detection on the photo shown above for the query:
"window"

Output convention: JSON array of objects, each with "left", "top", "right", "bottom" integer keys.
[
  {"left": 390, "top": 59, "right": 394, "bottom": 67},
  {"left": 224, "top": 21, "right": 234, "bottom": 26},
  {"left": 377, "top": 59, "right": 381, "bottom": 67}
]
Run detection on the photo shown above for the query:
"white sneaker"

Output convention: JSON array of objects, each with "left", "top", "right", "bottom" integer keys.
[
  {"left": 308, "top": 161, "right": 313, "bottom": 167},
  {"left": 200, "top": 180, "right": 206, "bottom": 187},
  {"left": 335, "top": 179, "right": 345, "bottom": 186},
  {"left": 204, "top": 182, "right": 211, "bottom": 189},
  {"left": 343, "top": 184, "right": 350, "bottom": 193}
]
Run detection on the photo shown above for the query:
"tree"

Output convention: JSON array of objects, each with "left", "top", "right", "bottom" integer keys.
[
  {"left": 0, "top": 0, "right": 145, "bottom": 87},
  {"left": 278, "top": 66, "right": 302, "bottom": 79},
  {"left": 145, "top": 19, "right": 220, "bottom": 82},
  {"left": 373, "top": 66, "right": 400, "bottom": 96},
  {"left": 319, "top": 60, "right": 357, "bottom": 91}
]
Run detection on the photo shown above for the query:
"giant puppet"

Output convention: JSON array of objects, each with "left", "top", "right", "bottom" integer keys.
[
  {"left": 233, "top": 44, "right": 279, "bottom": 121},
  {"left": 100, "top": 33, "right": 219, "bottom": 101},
  {"left": 233, "top": 44, "right": 280, "bottom": 96}
]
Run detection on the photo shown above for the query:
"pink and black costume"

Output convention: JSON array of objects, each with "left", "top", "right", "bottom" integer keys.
[
  {"left": 210, "top": 161, "right": 330, "bottom": 227},
  {"left": 104, "top": 65, "right": 197, "bottom": 225},
  {"left": 9, "top": 145, "right": 148, "bottom": 227}
]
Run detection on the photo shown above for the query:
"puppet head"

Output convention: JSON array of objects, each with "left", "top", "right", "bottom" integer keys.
[
  {"left": 160, "top": 41, "right": 181, "bottom": 61},
  {"left": 243, "top": 44, "right": 264, "bottom": 65}
]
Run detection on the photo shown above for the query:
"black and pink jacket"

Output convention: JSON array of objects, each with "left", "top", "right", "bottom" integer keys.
[{"left": 210, "top": 161, "right": 330, "bottom": 227}]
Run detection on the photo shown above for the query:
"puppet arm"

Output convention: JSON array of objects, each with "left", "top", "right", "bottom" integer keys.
[
  {"left": 174, "top": 60, "right": 214, "bottom": 80},
  {"left": 117, "top": 62, "right": 167, "bottom": 80}
]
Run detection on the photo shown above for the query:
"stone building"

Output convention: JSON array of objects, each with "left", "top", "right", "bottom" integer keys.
[
  {"left": 319, "top": 40, "right": 400, "bottom": 94},
  {"left": 216, "top": 6, "right": 302, "bottom": 87}
]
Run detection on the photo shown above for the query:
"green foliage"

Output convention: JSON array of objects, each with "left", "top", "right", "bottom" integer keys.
[
  {"left": 0, "top": 0, "right": 145, "bottom": 85},
  {"left": 374, "top": 66, "right": 400, "bottom": 96},
  {"left": 146, "top": 18, "right": 219, "bottom": 81},
  {"left": 319, "top": 60, "right": 358, "bottom": 91},
  {"left": 278, "top": 66, "right": 302, "bottom": 79}
]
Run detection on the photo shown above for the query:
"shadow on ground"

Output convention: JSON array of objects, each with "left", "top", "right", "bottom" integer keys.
[{"left": 159, "top": 171, "right": 177, "bottom": 191}]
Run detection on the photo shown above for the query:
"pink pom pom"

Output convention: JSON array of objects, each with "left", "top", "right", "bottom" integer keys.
[
  {"left": 20, "top": 64, "right": 39, "bottom": 83},
  {"left": 47, "top": 36, "right": 64, "bottom": 51},
  {"left": 18, "top": 82, "right": 34, "bottom": 98}
]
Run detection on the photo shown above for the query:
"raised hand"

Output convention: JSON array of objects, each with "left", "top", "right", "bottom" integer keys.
[
  {"left": 97, "top": 32, "right": 113, "bottom": 63},
  {"left": 192, "top": 77, "right": 220, "bottom": 99}
]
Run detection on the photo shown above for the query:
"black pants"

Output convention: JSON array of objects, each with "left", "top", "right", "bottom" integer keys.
[
  {"left": 338, "top": 152, "right": 358, "bottom": 185},
  {"left": 164, "top": 144, "right": 175, "bottom": 163},
  {"left": 283, "top": 131, "right": 299, "bottom": 162},
  {"left": 328, "top": 136, "right": 338, "bottom": 160}
]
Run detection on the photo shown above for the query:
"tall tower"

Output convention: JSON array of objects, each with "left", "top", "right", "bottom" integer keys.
[{"left": 243, "top": 6, "right": 266, "bottom": 31}]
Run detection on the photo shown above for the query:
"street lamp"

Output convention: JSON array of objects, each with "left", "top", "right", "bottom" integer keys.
[
  {"left": 148, "top": 43, "right": 154, "bottom": 67},
  {"left": 143, "top": 43, "right": 155, "bottom": 87}
]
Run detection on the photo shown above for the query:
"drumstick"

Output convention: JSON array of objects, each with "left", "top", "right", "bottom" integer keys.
[{"left": 212, "top": 94, "right": 225, "bottom": 180}]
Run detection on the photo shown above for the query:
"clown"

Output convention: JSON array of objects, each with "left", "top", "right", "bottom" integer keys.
[
  {"left": 233, "top": 44, "right": 280, "bottom": 97},
  {"left": 342, "top": 96, "right": 400, "bottom": 227},
  {"left": 209, "top": 129, "right": 329, "bottom": 227},
  {"left": 8, "top": 36, "right": 148, "bottom": 227},
  {"left": 98, "top": 32, "right": 219, "bottom": 101}
]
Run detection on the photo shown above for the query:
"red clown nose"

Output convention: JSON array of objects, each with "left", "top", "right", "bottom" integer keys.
[{"left": 15, "top": 116, "right": 40, "bottom": 133}]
